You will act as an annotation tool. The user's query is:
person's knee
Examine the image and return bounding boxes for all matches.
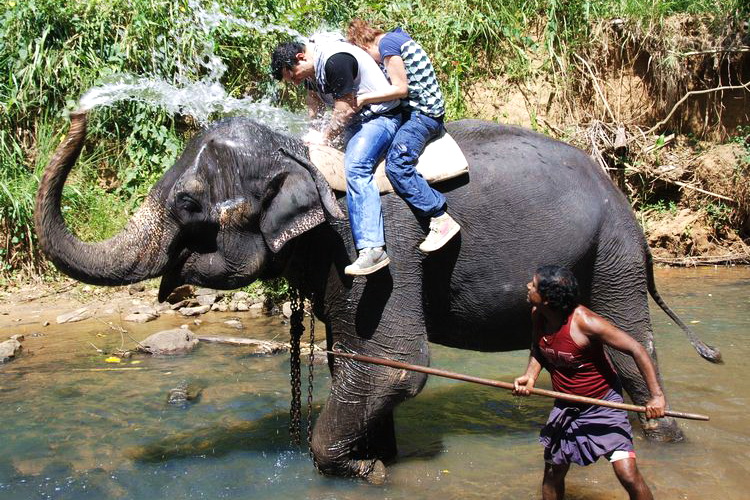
[385,144,418,181]
[345,158,376,179]
[613,459,645,490]
[386,142,417,167]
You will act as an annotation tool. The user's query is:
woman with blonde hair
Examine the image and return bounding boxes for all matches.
[347,19,460,253]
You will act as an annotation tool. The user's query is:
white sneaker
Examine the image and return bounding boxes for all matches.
[419,213,460,252]
[344,247,391,276]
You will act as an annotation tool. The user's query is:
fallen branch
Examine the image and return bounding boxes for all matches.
[15,282,75,303]
[625,163,736,203]
[536,116,566,137]
[197,335,289,354]
[654,253,750,266]
[669,179,736,202]
[670,46,750,57]
[645,81,750,136]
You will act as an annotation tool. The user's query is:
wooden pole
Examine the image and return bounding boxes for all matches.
[326,350,710,421]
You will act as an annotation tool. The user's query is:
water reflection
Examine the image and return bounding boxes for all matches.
[0,267,748,499]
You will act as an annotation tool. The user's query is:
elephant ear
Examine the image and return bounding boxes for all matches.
[278,147,346,221]
[260,166,326,253]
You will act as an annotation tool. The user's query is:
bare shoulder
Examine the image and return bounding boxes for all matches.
[571,306,609,338]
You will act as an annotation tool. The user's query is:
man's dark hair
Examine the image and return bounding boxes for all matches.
[271,41,306,81]
[535,265,580,314]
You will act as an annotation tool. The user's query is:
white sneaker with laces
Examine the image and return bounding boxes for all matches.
[419,213,460,252]
[344,247,390,276]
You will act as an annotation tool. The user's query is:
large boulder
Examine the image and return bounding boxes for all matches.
[0,339,22,363]
[139,329,199,355]
[179,305,211,316]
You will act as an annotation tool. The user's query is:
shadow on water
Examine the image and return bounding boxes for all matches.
[126,407,299,463]
[395,383,550,459]
[129,382,550,465]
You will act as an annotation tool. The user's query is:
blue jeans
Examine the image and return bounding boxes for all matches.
[344,112,402,249]
[385,111,447,218]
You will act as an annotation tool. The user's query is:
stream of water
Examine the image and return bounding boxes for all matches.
[75,0,332,134]
[0,267,748,499]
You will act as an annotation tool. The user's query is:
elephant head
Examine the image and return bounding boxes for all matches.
[35,111,344,301]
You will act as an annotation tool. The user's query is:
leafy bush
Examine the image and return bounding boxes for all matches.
[1,0,743,278]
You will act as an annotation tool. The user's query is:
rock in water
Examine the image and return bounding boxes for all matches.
[139,329,199,355]
[166,380,202,407]
[0,339,22,363]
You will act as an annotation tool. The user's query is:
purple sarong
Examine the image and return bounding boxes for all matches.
[540,388,634,466]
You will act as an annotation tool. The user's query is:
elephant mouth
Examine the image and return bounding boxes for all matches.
[157,251,191,302]
[157,246,268,303]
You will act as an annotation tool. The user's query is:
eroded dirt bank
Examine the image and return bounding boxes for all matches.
[465,14,750,264]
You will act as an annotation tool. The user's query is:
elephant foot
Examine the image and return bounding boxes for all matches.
[358,459,387,485]
[640,415,684,442]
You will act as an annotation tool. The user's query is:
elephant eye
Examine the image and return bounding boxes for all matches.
[176,193,201,213]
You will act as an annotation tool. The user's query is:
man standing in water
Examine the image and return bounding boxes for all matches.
[271,38,401,276]
[513,265,666,500]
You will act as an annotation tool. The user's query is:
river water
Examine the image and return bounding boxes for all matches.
[0,267,747,499]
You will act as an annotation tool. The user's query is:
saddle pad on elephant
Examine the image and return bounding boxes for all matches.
[308,131,469,194]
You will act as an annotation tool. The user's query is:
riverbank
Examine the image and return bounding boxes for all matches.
[0,267,748,499]
[2,259,748,340]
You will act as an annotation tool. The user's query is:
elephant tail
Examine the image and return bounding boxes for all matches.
[644,244,723,364]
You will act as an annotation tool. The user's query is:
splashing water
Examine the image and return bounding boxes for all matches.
[77,0,309,131]
[78,77,303,131]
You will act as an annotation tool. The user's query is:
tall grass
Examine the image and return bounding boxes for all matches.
[0,0,744,279]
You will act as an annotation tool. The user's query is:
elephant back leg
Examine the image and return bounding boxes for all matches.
[589,221,683,441]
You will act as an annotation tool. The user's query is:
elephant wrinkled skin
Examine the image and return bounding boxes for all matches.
[35,112,720,481]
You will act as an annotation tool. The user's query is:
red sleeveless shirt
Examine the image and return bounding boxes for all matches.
[535,312,619,398]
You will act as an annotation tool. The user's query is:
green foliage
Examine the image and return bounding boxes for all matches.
[703,201,732,233]
[351,0,537,114]
[242,277,291,303]
[260,277,291,303]
[1,0,743,277]
[641,199,680,214]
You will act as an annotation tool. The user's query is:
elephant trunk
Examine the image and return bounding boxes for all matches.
[34,111,177,286]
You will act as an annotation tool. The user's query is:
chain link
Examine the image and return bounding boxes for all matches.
[306,293,315,457]
[288,287,304,446]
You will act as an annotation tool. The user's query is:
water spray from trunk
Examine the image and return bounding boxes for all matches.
[76,0,313,131]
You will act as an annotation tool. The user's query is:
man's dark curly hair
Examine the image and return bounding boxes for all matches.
[271,41,306,81]
[535,265,580,314]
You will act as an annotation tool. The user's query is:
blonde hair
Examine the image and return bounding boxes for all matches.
[347,19,384,49]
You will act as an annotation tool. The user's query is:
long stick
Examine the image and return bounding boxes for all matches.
[327,350,709,421]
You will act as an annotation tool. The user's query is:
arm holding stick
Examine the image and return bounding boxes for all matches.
[577,308,666,419]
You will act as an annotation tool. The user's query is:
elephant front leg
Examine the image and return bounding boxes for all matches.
[310,362,426,482]
[310,396,392,483]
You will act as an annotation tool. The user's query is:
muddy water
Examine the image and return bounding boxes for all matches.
[0,267,748,499]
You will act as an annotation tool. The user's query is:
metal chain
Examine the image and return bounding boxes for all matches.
[306,293,316,457]
[288,287,304,446]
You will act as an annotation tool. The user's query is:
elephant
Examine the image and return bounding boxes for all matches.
[35,111,720,481]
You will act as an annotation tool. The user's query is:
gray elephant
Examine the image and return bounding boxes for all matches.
[35,112,719,481]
